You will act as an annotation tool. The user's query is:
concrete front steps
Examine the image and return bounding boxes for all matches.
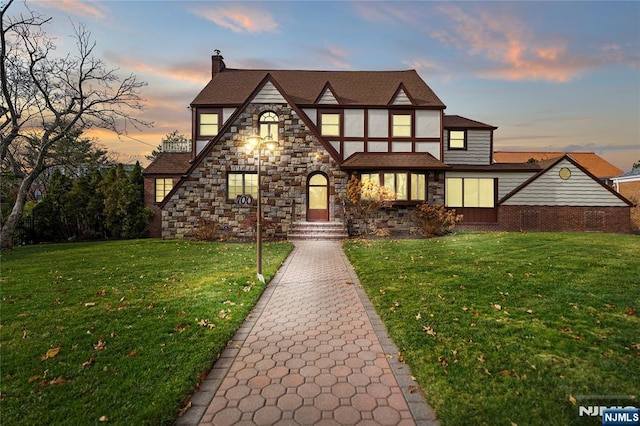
[287,221,348,241]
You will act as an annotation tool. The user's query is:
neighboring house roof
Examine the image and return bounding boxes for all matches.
[493,151,623,179]
[142,152,191,175]
[443,115,497,130]
[499,155,632,206]
[341,153,450,170]
[613,167,640,181]
[191,69,445,107]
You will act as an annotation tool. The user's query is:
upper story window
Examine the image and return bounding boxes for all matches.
[259,111,278,140]
[392,113,412,137]
[320,112,341,136]
[197,109,220,138]
[448,130,466,149]
[155,178,173,203]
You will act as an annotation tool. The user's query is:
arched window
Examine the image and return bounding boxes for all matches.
[259,111,278,140]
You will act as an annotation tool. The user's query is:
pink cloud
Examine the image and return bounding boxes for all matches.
[190,5,279,33]
[431,5,615,83]
[33,0,106,19]
[104,52,209,84]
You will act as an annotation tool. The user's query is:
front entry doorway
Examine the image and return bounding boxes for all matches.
[307,173,329,222]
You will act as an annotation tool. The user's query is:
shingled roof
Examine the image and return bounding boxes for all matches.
[443,115,497,129]
[191,69,445,108]
[341,153,450,170]
[493,151,623,179]
[143,152,192,175]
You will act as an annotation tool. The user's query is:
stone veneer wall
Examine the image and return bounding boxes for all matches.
[347,172,446,236]
[162,104,350,240]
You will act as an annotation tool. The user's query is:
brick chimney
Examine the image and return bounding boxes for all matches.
[212,50,225,76]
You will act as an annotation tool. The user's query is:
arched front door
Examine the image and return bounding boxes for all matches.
[307,173,329,222]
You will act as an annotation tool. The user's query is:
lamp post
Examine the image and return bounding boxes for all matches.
[246,134,276,283]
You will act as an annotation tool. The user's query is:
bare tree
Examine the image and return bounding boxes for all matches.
[0,0,150,249]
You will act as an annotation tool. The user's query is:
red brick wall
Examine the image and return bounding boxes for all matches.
[143,176,162,238]
[498,205,632,233]
[618,181,640,204]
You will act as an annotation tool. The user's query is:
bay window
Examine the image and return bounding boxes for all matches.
[359,172,426,202]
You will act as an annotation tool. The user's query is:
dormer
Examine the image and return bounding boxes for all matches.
[442,115,497,166]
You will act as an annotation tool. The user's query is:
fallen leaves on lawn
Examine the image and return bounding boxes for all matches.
[625,307,636,316]
[569,394,577,406]
[415,312,421,320]
[81,358,95,368]
[93,340,107,350]
[41,346,61,361]
[438,356,448,368]
[408,385,419,394]
[423,326,437,337]
[49,376,67,385]
[177,401,192,417]
[98,415,109,422]
[493,304,502,311]
[197,318,216,329]
[85,302,96,307]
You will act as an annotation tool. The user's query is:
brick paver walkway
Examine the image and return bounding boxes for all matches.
[177,241,439,426]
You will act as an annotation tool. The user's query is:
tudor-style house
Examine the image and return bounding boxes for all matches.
[143,53,633,238]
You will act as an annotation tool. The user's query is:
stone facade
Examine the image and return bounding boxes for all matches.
[160,102,448,240]
[162,104,350,240]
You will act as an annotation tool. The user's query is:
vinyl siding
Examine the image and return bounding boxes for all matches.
[503,159,629,207]
[444,130,491,165]
[253,82,286,104]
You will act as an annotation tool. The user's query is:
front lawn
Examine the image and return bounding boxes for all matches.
[344,232,639,426]
[0,239,292,425]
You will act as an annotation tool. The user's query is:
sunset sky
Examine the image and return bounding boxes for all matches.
[17,0,640,171]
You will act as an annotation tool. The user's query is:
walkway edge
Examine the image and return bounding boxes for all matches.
[175,244,299,426]
[338,246,440,426]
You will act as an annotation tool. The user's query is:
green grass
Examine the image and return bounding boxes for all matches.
[344,232,640,426]
[0,239,292,425]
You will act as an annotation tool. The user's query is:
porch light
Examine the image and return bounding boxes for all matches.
[245,133,276,283]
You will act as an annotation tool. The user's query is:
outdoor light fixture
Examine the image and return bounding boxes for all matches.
[246,133,276,283]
